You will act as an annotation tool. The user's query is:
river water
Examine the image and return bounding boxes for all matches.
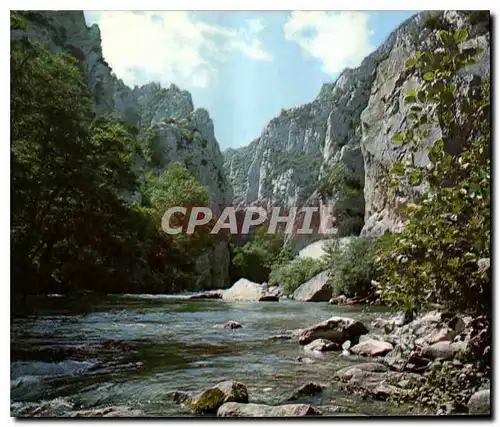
[11,294,417,417]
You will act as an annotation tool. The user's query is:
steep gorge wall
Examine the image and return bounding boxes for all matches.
[224,10,490,244]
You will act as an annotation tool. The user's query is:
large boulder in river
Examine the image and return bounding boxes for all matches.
[217,402,321,417]
[297,316,368,345]
[189,380,248,413]
[222,279,278,302]
[292,271,332,302]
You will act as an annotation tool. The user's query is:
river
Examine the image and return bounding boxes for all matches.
[11,294,417,417]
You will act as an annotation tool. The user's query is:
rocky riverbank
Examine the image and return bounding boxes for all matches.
[167,309,490,417]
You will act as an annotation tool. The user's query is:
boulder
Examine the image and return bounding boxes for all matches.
[467,389,490,415]
[217,402,321,417]
[222,279,278,302]
[189,380,248,413]
[285,382,326,401]
[421,341,461,360]
[304,339,340,353]
[213,321,243,330]
[292,271,332,302]
[350,339,393,357]
[297,316,368,345]
[334,363,420,399]
[222,321,243,329]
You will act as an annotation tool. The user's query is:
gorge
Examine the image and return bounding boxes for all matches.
[10,10,491,418]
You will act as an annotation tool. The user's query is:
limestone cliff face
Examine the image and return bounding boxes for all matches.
[224,10,490,241]
[12,11,233,288]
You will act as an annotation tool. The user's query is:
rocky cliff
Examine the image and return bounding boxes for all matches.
[224,10,490,242]
[12,11,233,288]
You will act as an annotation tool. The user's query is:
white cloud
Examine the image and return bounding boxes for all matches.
[90,12,273,89]
[284,11,374,74]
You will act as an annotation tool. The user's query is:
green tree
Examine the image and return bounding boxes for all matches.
[11,17,189,294]
[375,28,490,314]
[323,236,382,298]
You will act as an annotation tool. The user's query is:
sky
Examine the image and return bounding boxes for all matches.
[84,11,417,149]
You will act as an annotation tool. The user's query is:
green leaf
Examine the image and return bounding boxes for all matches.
[405,57,417,68]
[434,139,444,151]
[422,71,435,81]
[404,95,417,105]
[392,132,404,142]
[454,28,468,44]
[406,87,416,97]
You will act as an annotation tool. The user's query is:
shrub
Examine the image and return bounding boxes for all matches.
[269,257,326,296]
[392,361,489,414]
[375,29,490,315]
[323,236,382,298]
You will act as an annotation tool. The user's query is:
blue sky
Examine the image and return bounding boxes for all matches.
[84,11,417,149]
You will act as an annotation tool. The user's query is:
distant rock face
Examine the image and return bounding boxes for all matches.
[13,11,233,289]
[223,11,490,245]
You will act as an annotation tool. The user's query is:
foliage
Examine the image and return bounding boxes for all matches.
[10,18,202,294]
[318,163,364,236]
[393,361,489,414]
[269,257,326,296]
[323,236,383,298]
[143,162,212,261]
[230,227,289,284]
[375,29,490,314]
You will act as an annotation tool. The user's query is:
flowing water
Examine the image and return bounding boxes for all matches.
[11,294,417,417]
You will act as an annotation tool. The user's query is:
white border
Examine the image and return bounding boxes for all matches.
[3,2,498,427]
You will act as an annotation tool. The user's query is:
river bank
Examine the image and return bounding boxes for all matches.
[10,293,490,417]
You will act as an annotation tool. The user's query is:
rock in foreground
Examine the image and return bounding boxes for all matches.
[333,363,420,400]
[222,279,279,302]
[297,316,368,345]
[467,389,490,415]
[189,380,248,413]
[217,402,321,417]
[350,338,393,357]
[292,271,332,302]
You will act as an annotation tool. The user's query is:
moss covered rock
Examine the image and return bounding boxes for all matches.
[189,380,248,414]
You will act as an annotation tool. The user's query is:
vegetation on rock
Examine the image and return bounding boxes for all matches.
[375,28,490,315]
